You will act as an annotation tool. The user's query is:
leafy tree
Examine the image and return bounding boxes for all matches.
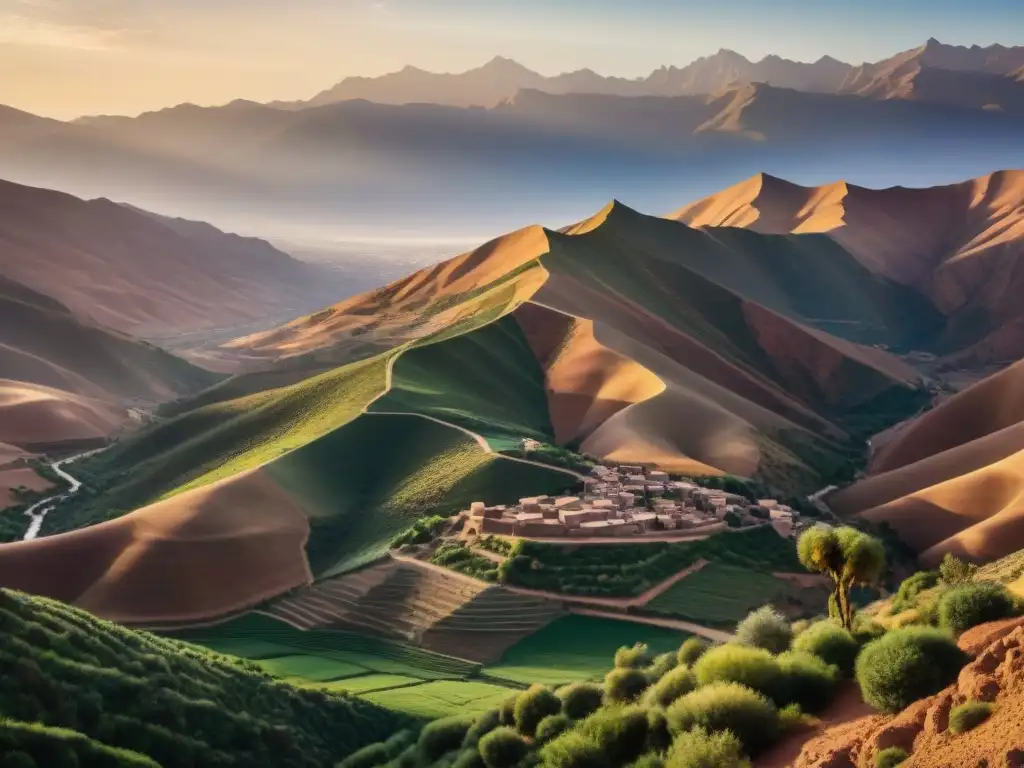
[797,525,885,631]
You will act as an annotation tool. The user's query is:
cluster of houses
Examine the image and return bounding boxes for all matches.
[461,464,802,540]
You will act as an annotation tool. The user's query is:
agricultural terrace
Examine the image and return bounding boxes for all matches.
[643,563,826,629]
[501,526,804,598]
[483,614,691,686]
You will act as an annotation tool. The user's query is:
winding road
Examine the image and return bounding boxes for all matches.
[21,448,105,541]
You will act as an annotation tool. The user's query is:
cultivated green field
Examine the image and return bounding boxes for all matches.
[644,563,792,629]
[314,674,424,695]
[484,614,691,686]
[255,654,368,683]
[363,680,519,719]
[371,314,555,451]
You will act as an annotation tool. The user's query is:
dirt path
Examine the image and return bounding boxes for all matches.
[364,349,589,483]
[568,607,733,643]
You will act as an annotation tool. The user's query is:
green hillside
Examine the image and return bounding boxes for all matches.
[0,589,407,767]
[264,414,575,577]
[370,314,555,451]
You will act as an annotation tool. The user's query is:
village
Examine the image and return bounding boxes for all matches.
[461,463,808,541]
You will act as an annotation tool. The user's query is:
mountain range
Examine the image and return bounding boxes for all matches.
[3,169,1024,624]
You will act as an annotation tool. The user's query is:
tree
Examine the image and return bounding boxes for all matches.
[797,525,885,631]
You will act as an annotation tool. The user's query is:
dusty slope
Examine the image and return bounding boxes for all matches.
[0,380,126,448]
[870,358,1024,474]
[672,170,1024,362]
[0,469,312,624]
[0,442,29,466]
[0,274,219,420]
[792,618,1024,768]
[0,467,52,508]
[0,177,340,336]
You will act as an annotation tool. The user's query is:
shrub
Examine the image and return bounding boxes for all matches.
[939,553,977,586]
[539,731,611,768]
[498,694,519,726]
[452,748,486,768]
[643,666,697,708]
[852,614,888,646]
[778,703,809,733]
[890,571,940,614]
[559,683,605,720]
[645,652,677,682]
[419,716,475,762]
[643,707,672,754]
[692,644,782,702]
[604,668,651,704]
[792,621,859,677]
[874,747,909,767]
[664,726,750,768]
[665,682,780,754]
[855,627,968,713]
[463,710,501,748]
[535,714,570,744]
[514,684,562,737]
[478,727,528,768]
[949,701,994,734]
[337,742,389,768]
[677,638,710,667]
[629,756,665,768]
[791,619,812,638]
[577,706,649,765]
[776,651,840,713]
[938,582,1020,636]
[615,643,652,669]
[735,606,793,654]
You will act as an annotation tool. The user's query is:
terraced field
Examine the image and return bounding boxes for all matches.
[643,563,793,629]
[484,614,691,686]
[264,559,565,663]
[362,680,519,719]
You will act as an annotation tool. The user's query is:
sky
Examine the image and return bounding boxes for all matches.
[3,0,1023,119]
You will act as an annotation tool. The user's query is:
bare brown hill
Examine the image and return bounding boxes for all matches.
[672,170,1024,364]
[0,177,342,337]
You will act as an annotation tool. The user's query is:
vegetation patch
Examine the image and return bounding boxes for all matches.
[363,681,519,719]
[948,701,995,734]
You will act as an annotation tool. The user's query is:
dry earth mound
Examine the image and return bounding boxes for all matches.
[792,618,1024,768]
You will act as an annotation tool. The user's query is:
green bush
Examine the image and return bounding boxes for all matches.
[692,644,782,702]
[645,652,677,682]
[615,643,653,669]
[0,753,37,768]
[559,683,605,720]
[938,582,1020,636]
[463,710,501,748]
[776,651,840,713]
[677,638,710,667]
[629,755,664,768]
[665,682,780,754]
[577,706,649,766]
[539,731,612,768]
[514,685,562,737]
[939,553,977,587]
[452,748,486,768]
[604,668,651,704]
[664,726,750,768]
[337,742,390,768]
[778,703,808,733]
[734,606,793,654]
[948,701,994,734]
[643,708,671,754]
[498,695,519,727]
[792,621,859,678]
[890,571,940,614]
[535,714,570,744]
[418,716,475,762]
[855,627,968,713]
[643,666,697,708]
[874,747,909,767]
[478,727,528,768]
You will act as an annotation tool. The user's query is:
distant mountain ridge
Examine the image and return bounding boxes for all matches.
[275,39,1024,110]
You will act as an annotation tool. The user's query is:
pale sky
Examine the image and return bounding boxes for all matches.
[3,0,1023,119]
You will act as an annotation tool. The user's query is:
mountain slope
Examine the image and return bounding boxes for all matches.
[672,170,1024,364]
[0,178,343,337]
[831,360,1024,565]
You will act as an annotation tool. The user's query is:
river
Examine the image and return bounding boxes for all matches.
[22,448,106,541]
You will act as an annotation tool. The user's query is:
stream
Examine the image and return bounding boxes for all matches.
[22,448,105,541]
